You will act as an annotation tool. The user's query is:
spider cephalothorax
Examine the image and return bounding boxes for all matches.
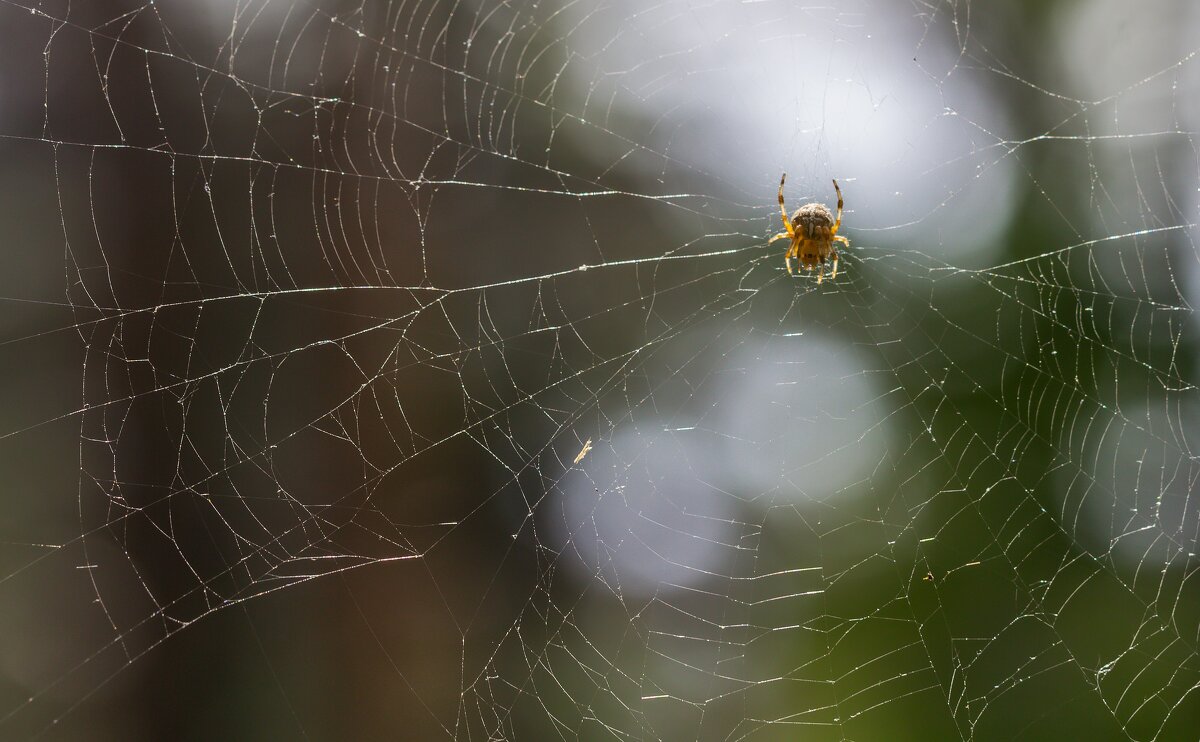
[769,174,850,282]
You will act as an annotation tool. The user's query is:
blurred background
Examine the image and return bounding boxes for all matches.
[1,0,1198,739]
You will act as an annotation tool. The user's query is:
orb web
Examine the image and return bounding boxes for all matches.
[0,0,1198,739]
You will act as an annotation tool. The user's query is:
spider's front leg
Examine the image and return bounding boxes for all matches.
[774,173,798,274]
[830,179,844,235]
[777,173,793,232]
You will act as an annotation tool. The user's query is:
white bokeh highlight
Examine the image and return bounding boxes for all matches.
[563,0,1020,265]
[554,425,742,598]
[553,332,894,597]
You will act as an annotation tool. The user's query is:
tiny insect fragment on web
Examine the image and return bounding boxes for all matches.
[769,173,850,283]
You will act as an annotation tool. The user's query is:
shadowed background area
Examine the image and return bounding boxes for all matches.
[1,0,1199,740]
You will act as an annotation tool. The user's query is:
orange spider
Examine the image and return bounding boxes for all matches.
[769,173,849,283]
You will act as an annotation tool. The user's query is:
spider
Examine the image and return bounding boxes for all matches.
[768,173,850,283]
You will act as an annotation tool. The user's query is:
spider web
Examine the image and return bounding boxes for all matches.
[1,0,1199,739]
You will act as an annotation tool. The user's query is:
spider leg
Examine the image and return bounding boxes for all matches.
[830,246,839,280]
[778,173,794,237]
[833,235,850,246]
[830,179,844,236]
[785,237,800,274]
[775,174,796,273]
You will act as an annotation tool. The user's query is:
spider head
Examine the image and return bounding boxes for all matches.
[792,202,834,239]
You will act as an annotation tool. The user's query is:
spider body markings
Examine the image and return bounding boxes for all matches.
[768,173,850,283]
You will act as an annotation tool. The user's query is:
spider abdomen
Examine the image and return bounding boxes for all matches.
[793,203,834,239]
